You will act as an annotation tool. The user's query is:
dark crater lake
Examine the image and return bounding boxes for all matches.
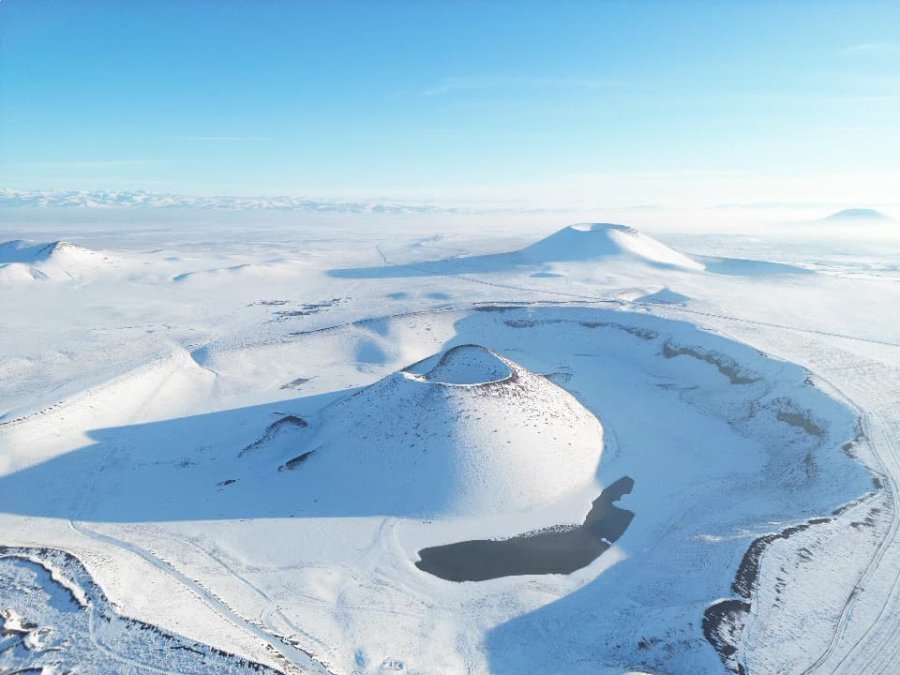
[416,476,634,582]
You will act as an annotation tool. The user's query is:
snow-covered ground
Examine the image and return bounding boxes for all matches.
[0,208,898,674]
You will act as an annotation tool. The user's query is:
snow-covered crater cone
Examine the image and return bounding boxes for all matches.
[521,222,703,270]
[287,345,604,517]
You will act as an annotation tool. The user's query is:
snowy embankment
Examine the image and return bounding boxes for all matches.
[0,545,290,674]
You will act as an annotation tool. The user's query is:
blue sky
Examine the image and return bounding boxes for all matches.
[1,1,899,207]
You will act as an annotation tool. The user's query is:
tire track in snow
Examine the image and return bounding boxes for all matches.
[59,356,329,674]
[728,349,900,675]
[671,330,900,674]
[85,605,182,675]
[828,409,900,674]
[173,534,335,665]
[800,410,899,674]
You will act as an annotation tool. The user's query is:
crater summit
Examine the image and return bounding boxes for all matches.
[415,344,514,385]
[277,345,604,517]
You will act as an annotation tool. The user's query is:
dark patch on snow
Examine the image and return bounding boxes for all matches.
[543,372,573,385]
[703,598,750,672]
[272,298,343,320]
[661,342,759,385]
[239,415,308,458]
[500,316,659,341]
[580,320,659,341]
[279,450,317,472]
[280,377,311,390]
[775,401,826,438]
[472,304,520,313]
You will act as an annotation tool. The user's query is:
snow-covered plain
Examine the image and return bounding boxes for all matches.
[0,206,898,674]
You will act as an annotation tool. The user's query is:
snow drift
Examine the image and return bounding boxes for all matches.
[278,345,604,517]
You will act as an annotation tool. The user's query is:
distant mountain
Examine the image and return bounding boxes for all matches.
[823,208,890,222]
[0,188,470,214]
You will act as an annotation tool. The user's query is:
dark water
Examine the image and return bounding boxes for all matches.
[416,477,635,582]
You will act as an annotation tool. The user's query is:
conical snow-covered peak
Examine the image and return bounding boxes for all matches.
[279,345,605,517]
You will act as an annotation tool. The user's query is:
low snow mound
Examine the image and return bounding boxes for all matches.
[419,344,513,385]
[697,255,813,277]
[520,223,704,271]
[172,260,301,283]
[637,287,691,305]
[0,240,114,282]
[283,346,604,517]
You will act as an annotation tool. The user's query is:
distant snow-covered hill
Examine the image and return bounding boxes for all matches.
[331,222,812,279]
[823,208,890,222]
[520,222,705,270]
[0,188,455,214]
[0,240,116,283]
